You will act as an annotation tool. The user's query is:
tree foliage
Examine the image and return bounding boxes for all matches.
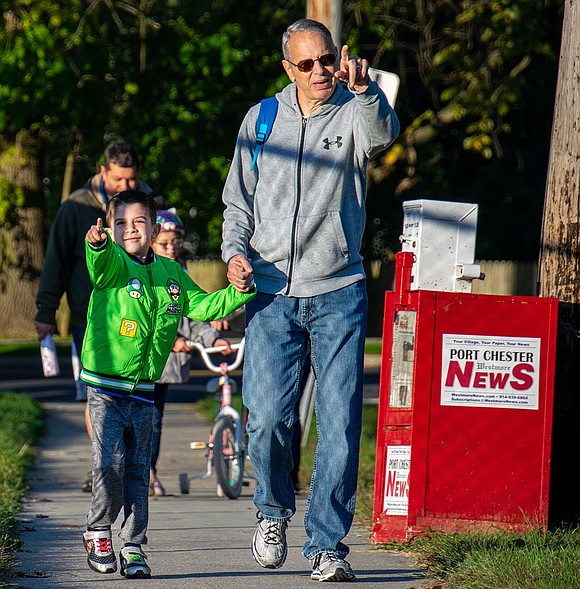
[343,0,563,260]
[0,0,565,261]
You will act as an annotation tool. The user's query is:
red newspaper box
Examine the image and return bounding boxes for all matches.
[372,252,559,542]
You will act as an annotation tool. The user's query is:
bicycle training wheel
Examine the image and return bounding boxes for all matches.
[212,415,245,499]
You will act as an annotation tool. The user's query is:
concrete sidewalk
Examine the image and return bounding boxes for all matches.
[14,398,429,588]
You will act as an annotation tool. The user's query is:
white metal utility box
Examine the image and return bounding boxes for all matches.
[400,199,481,293]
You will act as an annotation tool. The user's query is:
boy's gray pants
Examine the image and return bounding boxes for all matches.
[86,388,153,546]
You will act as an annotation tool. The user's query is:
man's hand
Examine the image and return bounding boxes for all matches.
[34,320,55,342]
[227,254,254,293]
[86,218,107,245]
[334,45,369,92]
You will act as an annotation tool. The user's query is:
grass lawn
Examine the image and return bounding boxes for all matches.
[0,392,43,585]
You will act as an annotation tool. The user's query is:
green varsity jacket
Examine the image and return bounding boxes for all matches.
[80,236,254,402]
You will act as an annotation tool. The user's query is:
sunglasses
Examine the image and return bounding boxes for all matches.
[286,53,337,73]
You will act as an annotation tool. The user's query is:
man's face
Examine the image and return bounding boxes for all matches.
[101,162,139,198]
[111,202,159,260]
[282,32,337,114]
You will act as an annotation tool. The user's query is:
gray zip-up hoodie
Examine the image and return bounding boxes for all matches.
[221,80,400,297]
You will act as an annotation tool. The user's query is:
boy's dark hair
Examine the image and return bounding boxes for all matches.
[103,141,140,170]
[106,190,157,227]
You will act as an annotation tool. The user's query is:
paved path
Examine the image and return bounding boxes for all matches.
[10,382,429,588]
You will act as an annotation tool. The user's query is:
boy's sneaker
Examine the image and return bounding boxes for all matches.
[310,553,356,582]
[119,545,151,579]
[251,513,288,569]
[83,529,117,574]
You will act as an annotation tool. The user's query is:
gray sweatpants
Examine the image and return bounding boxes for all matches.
[86,388,153,546]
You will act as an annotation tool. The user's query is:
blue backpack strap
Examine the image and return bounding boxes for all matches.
[250,97,278,171]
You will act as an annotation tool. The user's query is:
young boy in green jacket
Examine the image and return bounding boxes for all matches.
[81,190,254,579]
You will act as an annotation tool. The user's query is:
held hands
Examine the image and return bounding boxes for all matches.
[334,45,370,92]
[86,218,107,245]
[227,254,254,293]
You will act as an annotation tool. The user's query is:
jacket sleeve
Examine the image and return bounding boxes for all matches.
[85,236,123,289]
[181,273,256,322]
[35,203,76,324]
[221,106,259,265]
[352,80,400,159]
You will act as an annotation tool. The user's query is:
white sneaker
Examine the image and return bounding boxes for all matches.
[310,552,356,582]
[251,513,288,569]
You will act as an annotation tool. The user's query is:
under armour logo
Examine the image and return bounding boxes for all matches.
[323,136,343,149]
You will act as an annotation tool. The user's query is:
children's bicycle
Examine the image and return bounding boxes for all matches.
[178,338,248,499]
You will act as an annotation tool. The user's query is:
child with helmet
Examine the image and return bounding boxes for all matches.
[150,208,232,496]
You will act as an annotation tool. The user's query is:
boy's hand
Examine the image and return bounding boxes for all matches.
[86,218,107,244]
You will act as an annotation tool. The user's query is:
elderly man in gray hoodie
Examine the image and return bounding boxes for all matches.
[221,18,400,582]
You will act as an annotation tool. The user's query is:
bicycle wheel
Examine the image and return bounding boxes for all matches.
[212,415,245,499]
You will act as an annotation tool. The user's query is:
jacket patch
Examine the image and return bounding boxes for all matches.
[126,278,144,299]
[120,319,138,337]
[166,278,181,301]
[165,302,182,315]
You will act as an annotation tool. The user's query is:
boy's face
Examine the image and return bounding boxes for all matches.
[111,202,159,259]
[152,230,183,261]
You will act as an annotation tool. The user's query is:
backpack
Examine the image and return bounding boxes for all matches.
[250,96,278,171]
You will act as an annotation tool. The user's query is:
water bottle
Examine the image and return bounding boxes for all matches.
[40,335,60,377]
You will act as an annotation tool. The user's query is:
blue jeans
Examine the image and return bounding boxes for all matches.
[243,280,367,560]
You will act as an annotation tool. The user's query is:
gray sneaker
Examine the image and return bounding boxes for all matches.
[251,513,288,569]
[310,552,356,582]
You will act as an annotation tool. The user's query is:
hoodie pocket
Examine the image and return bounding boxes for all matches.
[294,211,351,281]
[250,216,293,268]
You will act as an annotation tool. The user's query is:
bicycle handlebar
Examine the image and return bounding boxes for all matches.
[187,337,245,373]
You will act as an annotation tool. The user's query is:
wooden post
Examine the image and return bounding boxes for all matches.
[538,0,580,525]
[306,0,342,48]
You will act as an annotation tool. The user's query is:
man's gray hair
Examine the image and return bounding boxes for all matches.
[282,18,336,61]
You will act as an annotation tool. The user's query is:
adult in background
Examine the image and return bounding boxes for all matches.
[34,141,164,490]
[221,18,400,582]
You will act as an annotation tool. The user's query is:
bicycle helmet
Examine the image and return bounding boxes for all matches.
[156,208,184,234]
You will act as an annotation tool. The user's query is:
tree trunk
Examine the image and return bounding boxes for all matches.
[307,0,342,48]
[0,132,45,338]
[538,0,580,525]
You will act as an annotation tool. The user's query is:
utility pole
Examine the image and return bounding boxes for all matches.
[538,0,580,524]
[307,0,342,48]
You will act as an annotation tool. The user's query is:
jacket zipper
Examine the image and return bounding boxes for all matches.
[135,264,157,390]
[285,116,308,295]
